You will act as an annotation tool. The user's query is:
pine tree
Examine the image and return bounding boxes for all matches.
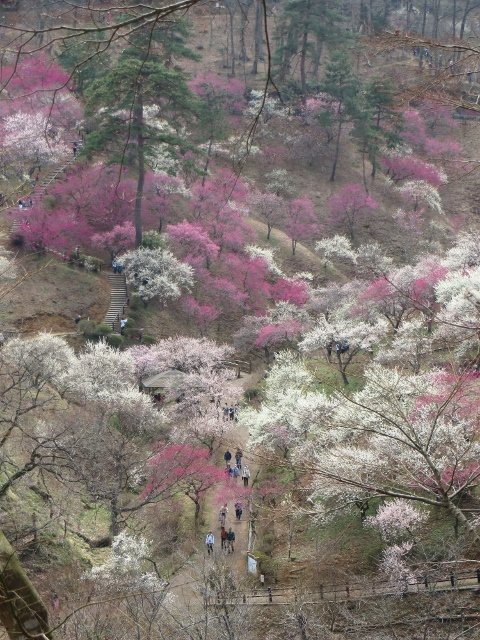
[85,22,198,246]
[322,50,359,182]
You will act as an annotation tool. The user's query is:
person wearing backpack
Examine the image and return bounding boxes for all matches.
[235,501,243,521]
[227,528,235,554]
[205,531,215,556]
[220,526,228,551]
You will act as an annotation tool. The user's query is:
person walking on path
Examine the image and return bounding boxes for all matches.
[220,526,228,550]
[219,503,228,527]
[224,450,232,467]
[235,449,242,469]
[73,142,78,158]
[227,528,235,554]
[220,526,228,551]
[232,465,240,481]
[205,531,215,556]
[242,466,251,487]
[223,403,229,421]
[235,501,243,521]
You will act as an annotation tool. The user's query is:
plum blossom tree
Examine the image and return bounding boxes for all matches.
[374,319,432,373]
[396,180,443,215]
[2,111,70,170]
[248,191,286,240]
[381,153,447,187]
[306,365,480,540]
[91,222,136,260]
[365,499,427,542]
[327,183,378,243]
[145,444,225,527]
[119,247,193,306]
[285,197,318,255]
[166,220,219,267]
[242,352,332,455]
[299,315,386,384]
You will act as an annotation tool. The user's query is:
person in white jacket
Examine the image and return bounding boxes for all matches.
[205,531,215,555]
[242,466,251,487]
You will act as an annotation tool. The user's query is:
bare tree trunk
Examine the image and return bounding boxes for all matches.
[133,93,145,247]
[252,0,264,74]
[227,6,236,76]
[330,118,343,182]
[312,35,323,78]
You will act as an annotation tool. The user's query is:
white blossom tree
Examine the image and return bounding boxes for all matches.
[119,247,193,305]
[299,315,387,385]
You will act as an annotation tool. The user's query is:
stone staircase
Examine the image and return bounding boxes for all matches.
[104,273,128,332]
[10,142,82,236]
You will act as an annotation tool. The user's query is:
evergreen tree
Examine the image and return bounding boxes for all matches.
[85,22,198,246]
[274,0,343,93]
[321,50,359,182]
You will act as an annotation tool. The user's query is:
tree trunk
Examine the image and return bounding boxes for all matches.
[299,2,310,96]
[0,530,51,639]
[133,92,145,247]
[252,0,264,74]
[194,499,201,529]
[312,35,323,78]
[110,498,121,538]
[460,0,471,39]
[267,223,272,239]
[292,238,297,255]
[228,8,236,76]
[330,117,343,182]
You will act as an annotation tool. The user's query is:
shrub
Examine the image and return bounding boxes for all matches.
[83,256,103,272]
[77,319,97,336]
[107,334,124,348]
[95,323,113,336]
[142,230,164,249]
[141,334,156,345]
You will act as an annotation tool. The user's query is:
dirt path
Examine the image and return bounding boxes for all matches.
[167,368,264,606]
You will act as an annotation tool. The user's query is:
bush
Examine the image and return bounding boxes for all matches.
[244,387,260,401]
[107,334,124,348]
[141,334,156,345]
[95,323,113,336]
[77,319,97,336]
[83,256,103,272]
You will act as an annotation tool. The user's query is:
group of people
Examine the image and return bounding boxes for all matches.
[18,198,33,209]
[112,259,124,274]
[205,455,252,556]
[224,449,251,486]
[223,404,238,421]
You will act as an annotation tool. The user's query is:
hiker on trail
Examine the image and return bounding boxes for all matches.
[235,449,242,468]
[18,199,24,209]
[242,466,251,487]
[228,466,235,479]
[205,531,215,555]
[229,406,235,420]
[112,259,118,273]
[120,318,127,335]
[224,450,232,466]
[223,403,229,421]
[73,142,78,158]
[227,528,235,554]
[219,503,228,527]
[235,501,243,521]
[220,526,228,551]
[233,405,239,421]
[232,465,240,481]
[74,314,82,325]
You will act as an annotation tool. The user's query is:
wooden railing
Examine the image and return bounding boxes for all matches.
[208,566,480,607]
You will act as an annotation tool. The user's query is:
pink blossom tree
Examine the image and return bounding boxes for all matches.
[144,444,225,528]
[91,222,136,260]
[166,220,219,268]
[381,154,447,187]
[285,197,318,255]
[327,184,378,244]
